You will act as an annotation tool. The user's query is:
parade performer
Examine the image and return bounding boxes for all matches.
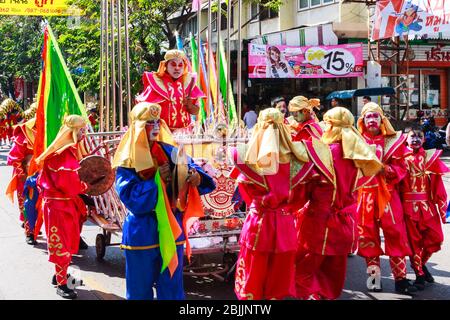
[357,102,417,294]
[112,102,215,300]
[295,107,382,300]
[230,107,312,300]
[401,128,449,290]
[287,96,323,141]
[5,115,37,244]
[36,115,89,299]
[136,50,205,132]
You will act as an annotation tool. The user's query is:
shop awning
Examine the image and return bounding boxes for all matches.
[326,87,396,100]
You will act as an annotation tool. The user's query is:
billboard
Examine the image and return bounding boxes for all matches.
[0,0,83,16]
[372,0,450,41]
[248,43,364,79]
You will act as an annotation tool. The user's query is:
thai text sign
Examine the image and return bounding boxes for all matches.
[248,43,364,79]
[0,0,82,16]
[372,0,450,41]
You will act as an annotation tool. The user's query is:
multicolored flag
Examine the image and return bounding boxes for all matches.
[29,24,87,175]
[189,34,207,124]
[218,40,237,125]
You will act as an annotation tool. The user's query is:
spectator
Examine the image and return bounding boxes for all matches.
[243,105,258,129]
[331,98,344,108]
[362,96,371,105]
[271,96,288,117]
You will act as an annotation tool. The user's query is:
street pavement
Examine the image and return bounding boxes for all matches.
[0,145,449,300]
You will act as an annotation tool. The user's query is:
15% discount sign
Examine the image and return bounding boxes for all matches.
[304,47,358,76]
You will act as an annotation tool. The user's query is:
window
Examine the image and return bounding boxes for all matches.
[298,0,336,11]
[220,3,234,30]
[299,0,309,9]
[212,11,217,32]
[250,1,279,22]
[250,3,258,21]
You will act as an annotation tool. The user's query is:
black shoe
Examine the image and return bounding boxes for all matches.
[414,275,426,291]
[25,234,37,245]
[79,237,88,250]
[395,278,418,294]
[56,284,77,299]
[52,274,71,286]
[422,265,435,283]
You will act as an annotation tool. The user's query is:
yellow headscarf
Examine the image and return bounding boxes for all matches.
[112,102,175,172]
[156,49,189,78]
[288,96,321,112]
[244,108,309,175]
[322,107,382,176]
[35,115,88,165]
[357,102,397,136]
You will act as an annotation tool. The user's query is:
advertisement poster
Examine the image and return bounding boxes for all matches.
[372,0,450,41]
[248,43,364,79]
[0,0,83,16]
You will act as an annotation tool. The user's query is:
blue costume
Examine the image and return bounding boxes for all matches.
[23,173,39,235]
[115,142,215,300]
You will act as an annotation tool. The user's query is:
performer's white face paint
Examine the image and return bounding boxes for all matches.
[166,58,184,79]
[364,111,382,136]
[406,130,424,151]
[145,120,160,142]
[77,127,86,141]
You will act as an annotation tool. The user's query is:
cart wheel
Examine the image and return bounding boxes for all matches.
[103,230,111,245]
[96,233,106,260]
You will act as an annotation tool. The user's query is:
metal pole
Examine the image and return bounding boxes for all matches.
[237,0,242,123]
[197,1,201,77]
[105,0,110,131]
[226,0,231,124]
[117,0,124,129]
[124,0,132,117]
[99,0,105,132]
[216,0,221,121]
[207,0,212,124]
[111,0,117,130]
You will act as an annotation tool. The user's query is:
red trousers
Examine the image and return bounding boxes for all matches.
[234,245,296,300]
[296,249,347,300]
[405,214,443,275]
[43,198,84,285]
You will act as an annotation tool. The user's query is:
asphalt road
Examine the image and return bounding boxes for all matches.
[0,145,449,300]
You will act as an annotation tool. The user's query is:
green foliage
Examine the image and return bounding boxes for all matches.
[0,16,43,99]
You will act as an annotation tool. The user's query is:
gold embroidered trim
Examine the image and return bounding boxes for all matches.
[120,241,185,250]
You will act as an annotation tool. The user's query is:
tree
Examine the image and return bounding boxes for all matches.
[0,16,43,101]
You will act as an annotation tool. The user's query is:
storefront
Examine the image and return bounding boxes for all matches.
[382,42,450,127]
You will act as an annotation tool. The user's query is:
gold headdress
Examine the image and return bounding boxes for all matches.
[288,96,321,112]
[321,107,382,176]
[244,108,309,175]
[35,115,88,165]
[357,102,396,136]
[156,49,189,78]
[112,102,175,172]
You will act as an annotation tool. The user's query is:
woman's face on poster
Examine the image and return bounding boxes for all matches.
[269,49,280,62]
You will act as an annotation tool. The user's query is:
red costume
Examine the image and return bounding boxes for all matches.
[137,72,204,131]
[229,108,311,300]
[401,148,449,276]
[357,103,413,286]
[6,118,36,234]
[295,107,381,300]
[292,119,323,141]
[36,115,88,288]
